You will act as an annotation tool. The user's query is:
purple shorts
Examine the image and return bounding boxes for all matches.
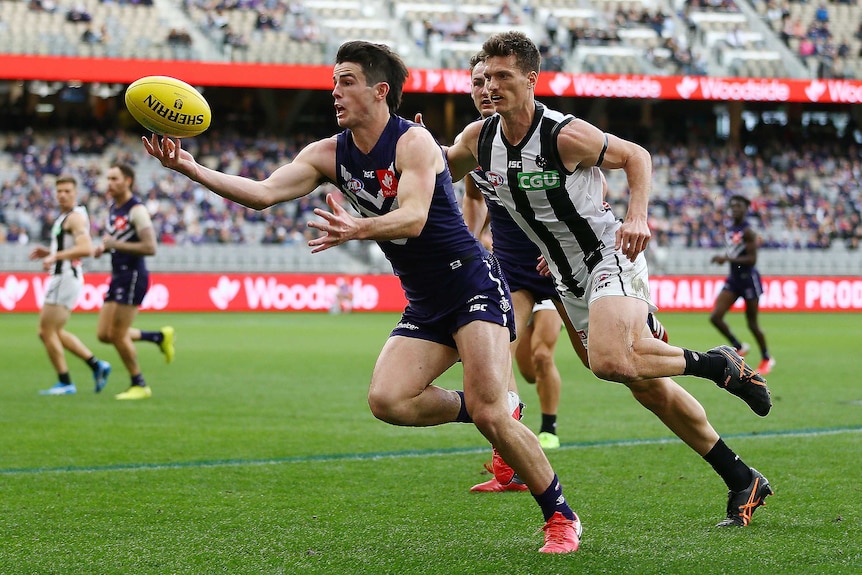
[105,268,150,306]
[722,268,763,301]
[391,252,516,348]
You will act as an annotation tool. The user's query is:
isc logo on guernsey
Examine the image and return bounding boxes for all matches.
[144,94,206,126]
[518,171,560,191]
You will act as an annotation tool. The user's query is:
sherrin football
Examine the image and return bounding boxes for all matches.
[124,76,211,138]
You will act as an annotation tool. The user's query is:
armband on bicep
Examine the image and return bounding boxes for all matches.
[596,133,608,167]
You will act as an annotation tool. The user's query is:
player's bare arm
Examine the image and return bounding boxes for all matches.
[61,212,94,261]
[557,120,652,261]
[446,121,484,182]
[143,135,334,209]
[307,127,438,252]
[738,228,759,266]
[461,177,490,238]
[29,212,93,268]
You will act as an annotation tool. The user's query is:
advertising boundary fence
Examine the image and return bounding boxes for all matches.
[2,273,861,313]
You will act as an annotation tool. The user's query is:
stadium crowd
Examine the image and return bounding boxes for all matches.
[1,128,860,250]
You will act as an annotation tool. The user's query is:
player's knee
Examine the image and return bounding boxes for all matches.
[367,389,406,425]
[590,354,636,383]
[531,346,554,374]
[469,405,505,438]
[97,330,113,344]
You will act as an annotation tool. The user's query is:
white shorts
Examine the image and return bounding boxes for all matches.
[43,270,83,310]
[559,252,656,350]
[531,298,556,313]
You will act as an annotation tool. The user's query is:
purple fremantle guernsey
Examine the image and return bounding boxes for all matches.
[107,196,148,274]
[723,219,763,300]
[334,115,482,299]
[725,221,754,276]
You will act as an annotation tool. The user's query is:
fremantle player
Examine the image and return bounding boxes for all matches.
[143,40,582,553]
[94,164,175,400]
[709,194,774,374]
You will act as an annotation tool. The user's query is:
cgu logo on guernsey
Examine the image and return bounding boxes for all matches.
[518,171,560,191]
[214,276,380,311]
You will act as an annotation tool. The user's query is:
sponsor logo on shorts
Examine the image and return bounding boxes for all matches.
[394,321,419,331]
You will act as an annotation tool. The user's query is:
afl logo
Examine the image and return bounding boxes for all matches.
[486,172,504,186]
[346,178,364,193]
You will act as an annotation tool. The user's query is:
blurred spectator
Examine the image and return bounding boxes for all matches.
[80,23,102,44]
[167,28,193,47]
[66,3,91,22]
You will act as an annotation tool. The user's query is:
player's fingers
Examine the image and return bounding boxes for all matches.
[312,207,336,223]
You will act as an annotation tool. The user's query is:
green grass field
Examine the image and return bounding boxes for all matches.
[1,311,859,574]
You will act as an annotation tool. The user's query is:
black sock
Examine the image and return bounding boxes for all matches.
[532,474,575,522]
[131,373,146,388]
[703,438,752,492]
[455,390,472,423]
[682,349,727,384]
[59,372,72,385]
[85,356,99,371]
[730,337,742,350]
[140,331,164,345]
[540,413,557,435]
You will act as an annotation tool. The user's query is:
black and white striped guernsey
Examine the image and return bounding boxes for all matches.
[475,102,620,298]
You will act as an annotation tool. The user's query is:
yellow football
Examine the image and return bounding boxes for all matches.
[124,76,211,138]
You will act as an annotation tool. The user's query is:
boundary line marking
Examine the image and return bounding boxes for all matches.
[2,425,860,476]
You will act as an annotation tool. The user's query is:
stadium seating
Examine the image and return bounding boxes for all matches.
[1,0,856,77]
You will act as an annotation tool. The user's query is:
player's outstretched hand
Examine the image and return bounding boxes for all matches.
[142,135,198,180]
[307,193,360,253]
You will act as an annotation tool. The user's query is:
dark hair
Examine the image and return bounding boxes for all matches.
[111,163,136,186]
[56,174,77,187]
[336,40,409,113]
[729,194,751,207]
[482,31,541,75]
[469,51,486,71]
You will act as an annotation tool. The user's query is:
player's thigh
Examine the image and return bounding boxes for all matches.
[454,320,512,405]
[712,288,738,314]
[510,289,536,343]
[370,335,459,401]
[530,309,562,353]
[588,295,648,356]
[39,303,71,332]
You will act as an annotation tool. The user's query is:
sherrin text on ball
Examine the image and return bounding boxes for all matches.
[124,76,211,138]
